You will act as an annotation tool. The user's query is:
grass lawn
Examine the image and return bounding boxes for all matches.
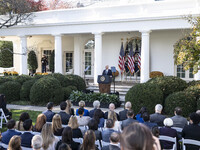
[0,109,41,133]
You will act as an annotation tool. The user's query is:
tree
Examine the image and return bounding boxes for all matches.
[174,16,200,74]
[0,41,13,67]
[40,0,73,10]
[28,50,38,74]
[49,50,54,73]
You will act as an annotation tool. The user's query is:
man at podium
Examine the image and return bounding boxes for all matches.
[102,65,112,76]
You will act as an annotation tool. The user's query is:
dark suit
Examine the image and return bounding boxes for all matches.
[89,108,104,118]
[150,113,166,126]
[102,128,115,142]
[20,132,34,148]
[102,69,112,76]
[102,144,120,150]
[171,115,188,128]
[143,121,158,129]
[42,109,55,122]
[121,118,138,130]
[119,109,128,121]
[182,124,200,150]
[104,111,120,121]
[72,128,83,138]
[1,129,21,144]
[58,111,71,125]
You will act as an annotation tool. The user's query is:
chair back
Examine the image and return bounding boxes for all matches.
[159,135,177,150]
[0,108,8,128]
[182,138,200,150]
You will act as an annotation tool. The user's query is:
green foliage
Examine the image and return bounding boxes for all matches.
[70,91,119,104]
[0,81,21,102]
[20,79,36,101]
[147,76,187,99]
[0,41,13,68]
[12,75,32,85]
[33,74,43,79]
[28,50,38,73]
[49,51,54,73]
[165,91,197,117]
[187,80,200,87]
[125,83,163,114]
[63,86,77,100]
[0,76,13,85]
[30,76,64,105]
[50,73,65,86]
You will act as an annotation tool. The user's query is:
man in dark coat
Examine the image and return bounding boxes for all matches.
[102,132,120,150]
[121,109,138,130]
[58,101,70,125]
[41,55,48,73]
[102,65,112,76]
[42,102,55,122]
[150,104,166,126]
[119,101,132,121]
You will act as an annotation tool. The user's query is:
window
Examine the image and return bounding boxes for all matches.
[176,64,194,80]
[43,50,52,72]
[66,52,73,72]
[177,65,185,78]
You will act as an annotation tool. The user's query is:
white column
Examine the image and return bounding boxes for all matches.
[194,69,200,80]
[54,34,63,74]
[19,36,28,75]
[140,30,151,83]
[74,36,81,76]
[93,32,103,84]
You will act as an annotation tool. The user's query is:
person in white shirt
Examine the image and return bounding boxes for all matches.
[76,107,90,126]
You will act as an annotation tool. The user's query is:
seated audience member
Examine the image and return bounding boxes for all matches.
[93,109,105,128]
[121,109,138,130]
[102,119,116,142]
[0,94,12,118]
[150,104,166,126]
[119,101,132,121]
[136,107,148,123]
[31,135,43,150]
[182,112,200,150]
[56,126,80,150]
[32,114,46,132]
[58,143,71,150]
[2,119,21,144]
[8,135,22,150]
[20,119,34,148]
[76,107,90,126]
[68,116,83,138]
[58,101,70,125]
[52,114,64,136]
[171,107,188,128]
[88,119,102,141]
[120,123,161,150]
[152,126,160,138]
[75,100,89,116]
[16,112,30,131]
[107,110,121,131]
[102,132,120,150]
[159,118,179,150]
[142,112,157,129]
[196,110,200,126]
[80,130,99,150]
[89,100,104,118]
[65,100,74,116]
[104,103,119,120]
[41,123,59,150]
[42,102,55,122]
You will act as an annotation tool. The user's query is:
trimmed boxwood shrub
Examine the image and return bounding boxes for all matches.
[49,73,65,87]
[13,75,32,85]
[125,83,163,114]
[187,80,200,87]
[20,79,36,101]
[33,75,43,79]
[147,76,187,99]
[165,91,197,117]
[0,76,13,85]
[30,76,64,105]
[63,86,77,100]
[0,81,21,102]
[64,75,86,91]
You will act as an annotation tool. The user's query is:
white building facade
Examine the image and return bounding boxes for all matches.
[0,0,200,83]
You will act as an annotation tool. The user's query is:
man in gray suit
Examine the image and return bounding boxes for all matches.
[121,109,138,130]
[102,119,116,142]
[150,104,166,126]
[171,107,188,128]
[102,132,120,150]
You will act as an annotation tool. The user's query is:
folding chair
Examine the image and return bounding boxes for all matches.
[0,108,8,128]
[182,138,200,150]
[171,127,183,133]
[159,135,177,150]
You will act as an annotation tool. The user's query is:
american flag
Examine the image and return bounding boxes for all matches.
[128,44,135,75]
[138,52,141,70]
[118,42,125,74]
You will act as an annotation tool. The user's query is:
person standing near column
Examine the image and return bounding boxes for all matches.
[102,65,112,76]
[41,55,48,73]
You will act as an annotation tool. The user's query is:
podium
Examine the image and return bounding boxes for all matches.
[98,75,112,93]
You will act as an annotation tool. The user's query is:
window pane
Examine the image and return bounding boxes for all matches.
[66,52,73,72]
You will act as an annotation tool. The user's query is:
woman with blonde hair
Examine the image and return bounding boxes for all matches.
[41,123,59,150]
[68,116,83,138]
[52,114,64,136]
[8,135,22,150]
[107,110,121,131]
[65,100,74,115]
[33,114,46,132]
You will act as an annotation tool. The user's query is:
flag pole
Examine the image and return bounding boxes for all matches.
[121,38,124,82]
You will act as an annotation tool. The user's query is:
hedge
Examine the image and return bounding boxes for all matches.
[20,79,36,101]
[63,86,77,100]
[0,76,13,85]
[165,91,197,117]
[13,75,32,85]
[30,76,64,105]
[0,81,21,102]
[49,73,65,87]
[125,83,163,114]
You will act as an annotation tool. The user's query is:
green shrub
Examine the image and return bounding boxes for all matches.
[13,75,32,85]
[20,79,36,101]
[33,75,43,79]
[49,51,54,73]
[0,76,13,85]
[63,86,77,100]
[147,76,187,99]
[165,91,197,117]
[0,81,21,102]
[50,73,65,87]
[187,80,200,87]
[30,76,64,105]
[0,41,13,68]
[28,50,38,74]
[125,83,163,114]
